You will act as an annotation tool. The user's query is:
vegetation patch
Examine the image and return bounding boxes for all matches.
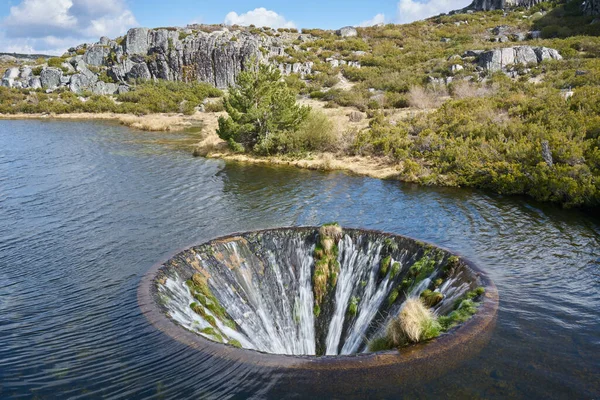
[438,287,485,330]
[186,273,236,329]
[369,286,486,352]
[347,296,360,317]
[312,223,343,313]
[369,298,441,351]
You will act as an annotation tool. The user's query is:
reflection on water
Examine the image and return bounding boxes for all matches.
[0,120,598,399]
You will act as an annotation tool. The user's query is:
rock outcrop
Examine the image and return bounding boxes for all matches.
[336,26,358,37]
[468,0,544,10]
[582,0,600,14]
[1,25,350,94]
[477,46,562,72]
[468,0,599,14]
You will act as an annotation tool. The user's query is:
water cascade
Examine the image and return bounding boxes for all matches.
[147,227,491,357]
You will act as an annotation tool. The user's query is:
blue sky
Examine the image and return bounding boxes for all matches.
[131,1,400,29]
[0,0,471,54]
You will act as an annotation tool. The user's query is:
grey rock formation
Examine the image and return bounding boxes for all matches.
[277,62,314,77]
[107,59,134,82]
[84,45,111,66]
[478,46,562,71]
[29,77,42,89]
[514,46,538,65]
[61,62,75,74]
[127,62,152,80]
[468,0,544,10]
[69,74,90,93]
[533,47,562,62]
[1,25,319,94]
[463,50,484,57]
[68,63,99,94]
[0,55,17,64]
[117,85,130,94]
[92,81,120,95]
[20,67,32,79]
[125,28,150,55]
[40,68,63,89]
[336,26,358,37]
[449,64,464,74]
[2,68,20,87]
[4,67,20,80]
[582,0,600,14]
[478,47,515,71]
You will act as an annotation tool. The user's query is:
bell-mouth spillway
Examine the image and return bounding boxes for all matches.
[138,226,498,371]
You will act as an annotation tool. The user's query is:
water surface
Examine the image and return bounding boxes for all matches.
[0,120,598,399]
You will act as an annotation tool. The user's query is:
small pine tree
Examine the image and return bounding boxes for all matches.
[217,62,310,153]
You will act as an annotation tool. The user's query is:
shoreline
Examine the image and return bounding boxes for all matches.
[0,111,219,132]
[204,150,412,181]
[2,111,597,210]
[0,107,444,185]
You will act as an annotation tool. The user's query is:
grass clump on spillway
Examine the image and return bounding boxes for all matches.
[369,298,440,351]
[186,273,236,337]
[438,287,485,330]
[347,296,360,317]
[312,223,343,317]
[369,286,486,352]
[379,255,391,278]
[421,289,444,307]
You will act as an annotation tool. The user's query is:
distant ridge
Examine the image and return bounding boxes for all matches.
[0,52,52,60]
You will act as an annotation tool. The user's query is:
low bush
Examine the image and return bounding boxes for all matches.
[257,110,337,154]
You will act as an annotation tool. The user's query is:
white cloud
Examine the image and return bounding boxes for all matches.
[224,8,296,29]
[1,0,137,54]
[396,0,471,24]
[359,13,386,27]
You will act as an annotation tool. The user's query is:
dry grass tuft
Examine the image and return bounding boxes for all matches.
[387,298,440,345]
[451,81,497,99]
[407,86,448,109]
[319,224,343,242]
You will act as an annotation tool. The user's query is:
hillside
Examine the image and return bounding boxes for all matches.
[1,0,600,207]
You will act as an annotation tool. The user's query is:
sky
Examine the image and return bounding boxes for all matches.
[0,0,471,55]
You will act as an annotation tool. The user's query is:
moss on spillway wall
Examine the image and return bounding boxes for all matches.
[147,227,494,358]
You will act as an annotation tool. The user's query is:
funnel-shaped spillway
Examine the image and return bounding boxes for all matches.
[152,227,487,356]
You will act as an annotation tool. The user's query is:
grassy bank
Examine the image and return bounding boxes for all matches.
[0,111,211,132]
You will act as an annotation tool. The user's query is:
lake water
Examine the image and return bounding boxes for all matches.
[0,120,598,399]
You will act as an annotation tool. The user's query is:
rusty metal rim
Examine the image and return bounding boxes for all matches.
[137,226,499,370]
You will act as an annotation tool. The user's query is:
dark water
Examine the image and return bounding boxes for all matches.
[0,120,598,399]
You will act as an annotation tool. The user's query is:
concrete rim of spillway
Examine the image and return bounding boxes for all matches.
[137,226,499,371]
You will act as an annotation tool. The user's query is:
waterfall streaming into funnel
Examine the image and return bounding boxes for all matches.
[154,228,483,356]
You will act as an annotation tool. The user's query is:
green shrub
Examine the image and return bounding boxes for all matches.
[47,58,64,68]
[217,62,310,153]
[204,100,225,112]
[257,110,336,154]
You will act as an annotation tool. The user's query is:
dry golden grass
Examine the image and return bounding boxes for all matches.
[0,110,227,133]
[451,81,497,99]
[387,298,438,345]
[319,224,343,242]
[407,86,449,109]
